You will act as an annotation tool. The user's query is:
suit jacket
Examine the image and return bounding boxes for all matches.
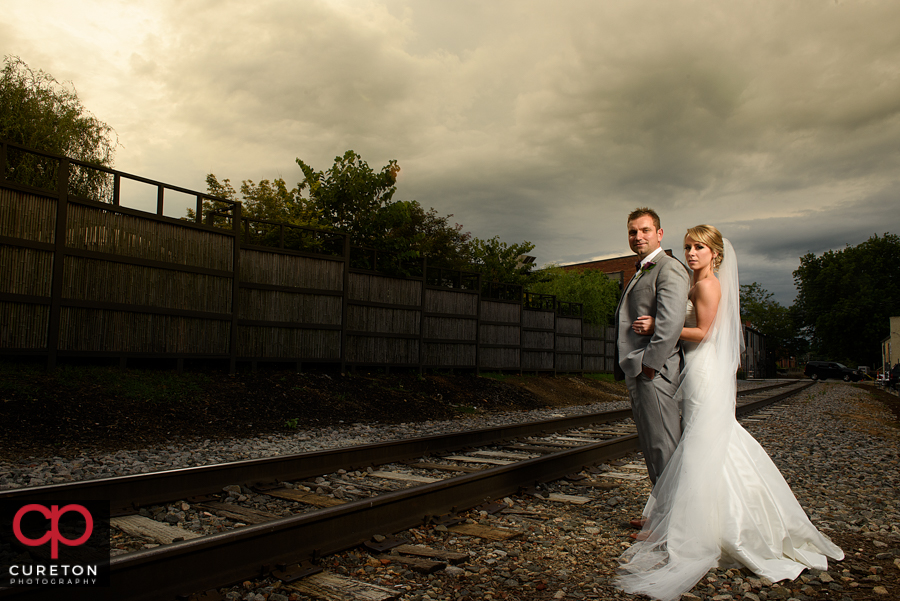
[614,252,690,382]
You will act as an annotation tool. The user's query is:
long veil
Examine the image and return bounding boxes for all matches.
[615,238,841,601]
[710,239,744,375]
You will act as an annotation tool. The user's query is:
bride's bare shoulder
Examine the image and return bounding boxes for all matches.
[692,276,721,300]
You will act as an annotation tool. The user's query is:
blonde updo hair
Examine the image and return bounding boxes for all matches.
[685,224,724,272]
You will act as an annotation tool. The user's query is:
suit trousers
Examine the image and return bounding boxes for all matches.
[626,371,681,485]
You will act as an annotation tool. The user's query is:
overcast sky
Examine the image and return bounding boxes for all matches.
[5,0,900,304]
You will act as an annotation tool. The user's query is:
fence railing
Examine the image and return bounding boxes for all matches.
[0,141,615,373]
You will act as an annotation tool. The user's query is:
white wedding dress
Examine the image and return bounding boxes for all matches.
[615,241,843,601]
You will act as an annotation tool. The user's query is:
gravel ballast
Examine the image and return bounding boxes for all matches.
[2,381,897,600]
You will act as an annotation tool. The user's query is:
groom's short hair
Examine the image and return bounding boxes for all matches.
[628,207,661,230]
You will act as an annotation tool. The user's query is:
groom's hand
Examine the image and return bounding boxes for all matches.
[641,364,656,379]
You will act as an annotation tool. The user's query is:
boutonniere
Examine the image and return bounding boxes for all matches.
[635,261,656,279]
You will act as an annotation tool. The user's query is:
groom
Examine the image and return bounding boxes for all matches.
[614,208,689,493]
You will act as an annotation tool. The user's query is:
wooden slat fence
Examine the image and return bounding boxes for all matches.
[555,315,583,373]
[0,141,616,373]
[479,300,521,370]
[423,287,478,368]
[522,307,555,371]
[583,322,616,373]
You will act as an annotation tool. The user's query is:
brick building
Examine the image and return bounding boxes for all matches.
[561,249,680,287]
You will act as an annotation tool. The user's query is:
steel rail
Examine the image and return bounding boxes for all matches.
[0,382,814,601]
[736,380,815,415]
[736,380,795,397]
[0,408,632,513]
[3,434,638,601]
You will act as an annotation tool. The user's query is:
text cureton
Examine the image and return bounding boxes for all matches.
[8,564,98,576]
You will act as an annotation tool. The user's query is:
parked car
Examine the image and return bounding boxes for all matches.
[803,361,863,382]
[889,364,900,390]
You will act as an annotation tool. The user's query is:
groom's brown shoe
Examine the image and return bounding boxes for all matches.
[629,530,651,541]
[629,518,647,529]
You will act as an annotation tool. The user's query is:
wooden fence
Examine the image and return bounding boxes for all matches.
[0,141,615,373]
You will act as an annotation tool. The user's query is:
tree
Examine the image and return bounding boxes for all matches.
[296,150,400,245]
[469,236,536,286]
[361,199,474,269]
[194,150,536,283]
[195,152,477,267]
[0,56,115,199]
[739,282,804,362]
[193,174,323,225]
[528,266,621,325]
[187,174,327,251]
[793,233,900,367]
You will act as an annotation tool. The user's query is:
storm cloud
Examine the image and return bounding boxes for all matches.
[4,0,900,303]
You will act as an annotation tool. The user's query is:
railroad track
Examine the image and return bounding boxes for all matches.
[0,379,814,601]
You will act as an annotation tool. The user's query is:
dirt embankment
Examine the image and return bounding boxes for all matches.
[0,365,628,459]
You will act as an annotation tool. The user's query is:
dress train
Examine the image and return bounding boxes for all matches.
[614,298,843,601]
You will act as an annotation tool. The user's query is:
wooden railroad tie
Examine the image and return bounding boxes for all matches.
[288,572,399,600]
[195,501,279,524]
[111,515,203,545]
[263,487,347,507]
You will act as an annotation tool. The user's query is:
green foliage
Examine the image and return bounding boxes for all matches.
[197,151,476,269]
[0,56,115,199]
[297,150,400,245]
[527,266,620,325]
[469,236,536,286]
[220,175,322,226]
[296,151,477,271]
[187,174,334,252]
[739,282,805,360]
[366,199,474,270]
[194,150,539,285]
[793,233,900,367]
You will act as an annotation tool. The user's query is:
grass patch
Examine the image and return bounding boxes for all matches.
[0,360,210,404]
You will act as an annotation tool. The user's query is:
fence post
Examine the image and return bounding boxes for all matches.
[229,203,242,374]
[114,174,121,207]
[518,289,524,376]
[340,234,350,374]
[552,296,559,376]
[418,257,426,375]
[578,305,584,374]
[474,274,482,375]
[46,158,70,370]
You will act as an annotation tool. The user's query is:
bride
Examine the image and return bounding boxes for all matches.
[614,225,843,601]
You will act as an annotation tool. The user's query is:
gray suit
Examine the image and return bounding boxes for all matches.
[614,252,690,484]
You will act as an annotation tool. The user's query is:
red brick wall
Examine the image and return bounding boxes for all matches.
[562,249,677,283]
